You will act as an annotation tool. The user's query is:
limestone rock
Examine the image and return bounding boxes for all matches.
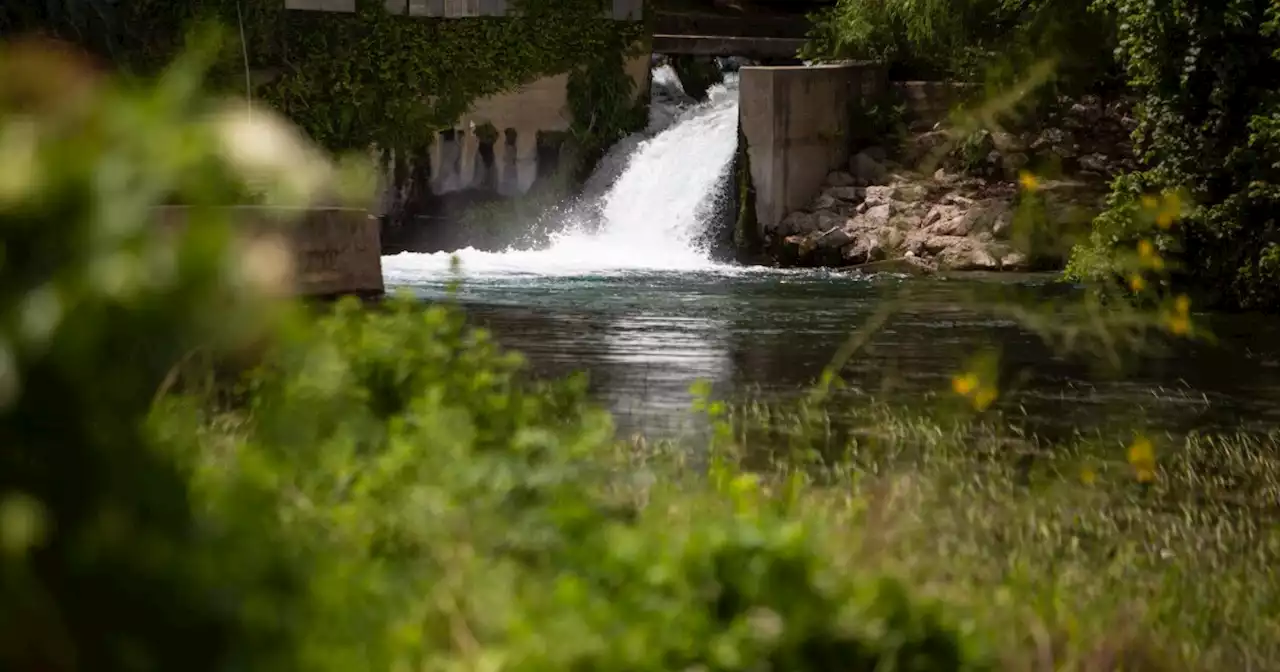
[849,257,937,276]
[895,183,928,202]
[824,186,866,202]
[769,95,1131,273]
[1078,153,1110,174]
[923,204,968,236]
[815,226,854,251]
[849,151,889,185]
[826,170,856,187]
[841,229,889,264]
[1000,251,1029,270]
[849,203,892,229]
[781,210,820,235]
[862,185,896,205]
[934,239,1000,271]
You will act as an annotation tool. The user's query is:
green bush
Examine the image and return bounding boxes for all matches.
[1067,0,1280,310]
[801,0,1119,94]
[153,292,990,670]
[1,33,987,672]
[0,33,321,672]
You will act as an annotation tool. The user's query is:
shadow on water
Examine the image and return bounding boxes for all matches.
[392,270,1280,439]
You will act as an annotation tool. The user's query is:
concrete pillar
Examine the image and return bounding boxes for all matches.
[492,139,509,194]
[739,62,886,234]
[514,129,538,194]
[429,137,443,193]
[458,128,479,190]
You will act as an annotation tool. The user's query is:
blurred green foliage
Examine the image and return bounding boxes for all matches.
[1,32,988,672]
[2,10,1277,672]
[0,33,317,672]
[1067,0,1280,311]
[801,0,1120,94]
[3,0,648,180]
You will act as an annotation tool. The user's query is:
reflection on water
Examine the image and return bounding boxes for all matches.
[388,269,1280,438]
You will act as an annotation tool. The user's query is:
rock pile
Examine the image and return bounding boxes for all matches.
[771,95,1134,272]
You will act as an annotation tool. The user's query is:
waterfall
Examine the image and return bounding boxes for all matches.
[382,68,741,280]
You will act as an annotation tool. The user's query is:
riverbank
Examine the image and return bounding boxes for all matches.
[770,94,1137,272]
[167,295,1280,670]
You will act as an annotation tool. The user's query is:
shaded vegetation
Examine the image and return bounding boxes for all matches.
[2,11,1280,672]
[804,0,1280,312]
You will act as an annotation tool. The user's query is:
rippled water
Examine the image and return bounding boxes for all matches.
[381,65,1280,439]
[386,268,1280,438]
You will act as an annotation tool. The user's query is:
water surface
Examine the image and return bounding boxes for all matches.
[385,266,1280,439]
[381,65,1280,440]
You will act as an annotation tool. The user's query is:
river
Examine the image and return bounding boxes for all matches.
[382,67,1280,440]
[383,267,1280,439]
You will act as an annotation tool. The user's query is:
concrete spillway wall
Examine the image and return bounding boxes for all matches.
[155,206,384,299]
[426,49,652,198]
[285,0,643,20]
[738,62,887,238]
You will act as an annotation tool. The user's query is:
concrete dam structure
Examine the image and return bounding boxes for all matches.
[272,0,898,292]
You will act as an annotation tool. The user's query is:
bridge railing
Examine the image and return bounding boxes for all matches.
[283,0,643,20]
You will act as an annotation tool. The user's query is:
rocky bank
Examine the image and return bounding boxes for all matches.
[771,95,1138,273]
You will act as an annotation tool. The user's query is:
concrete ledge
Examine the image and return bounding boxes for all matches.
[154,206,385,298]
[286,0,643,19]
[892,81,982,126]
[653,13,812,39]
[652,35,805,58]
[739,62,887,234]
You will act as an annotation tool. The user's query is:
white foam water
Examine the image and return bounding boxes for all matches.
[382,72,741,281]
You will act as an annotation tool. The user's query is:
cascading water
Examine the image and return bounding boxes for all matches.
[382,68,741,280]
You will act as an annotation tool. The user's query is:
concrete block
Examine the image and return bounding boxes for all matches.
[284,0,355,11]
[153,206,384,298]
[408,0,444,15]
[739,62,888,235]
[385,0,408,14]
[443,0,480,16]
[613,0,643,20]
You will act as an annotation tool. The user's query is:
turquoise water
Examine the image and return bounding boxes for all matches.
[386,267,1280,438]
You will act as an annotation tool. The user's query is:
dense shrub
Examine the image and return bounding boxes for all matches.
[2,32,987,672]
[801,0,1120,94]
[151,293,991,670]
[0,34,319,672]
[1067,0,1280,310]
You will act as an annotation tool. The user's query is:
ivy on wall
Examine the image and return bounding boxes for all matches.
[80,0,648,169]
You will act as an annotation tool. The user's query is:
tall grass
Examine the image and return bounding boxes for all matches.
[1,25,1276,672]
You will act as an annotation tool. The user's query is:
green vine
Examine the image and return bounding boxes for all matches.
[103,0,647,163]
[565,36,650,181]
[733,124,761,260]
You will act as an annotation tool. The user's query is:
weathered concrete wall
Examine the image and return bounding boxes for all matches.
[285,0,643,20]
[739,62,886,234]
[892,81,981,127]
[429,46,652,197]
[155,206,384,298]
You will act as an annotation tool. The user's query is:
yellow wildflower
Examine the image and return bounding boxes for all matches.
[1140,194,1158,210]
[1128,436,1156,482]
[1156,192,1182,229]
[1128,274,1146,292]
[1080,468,1097,485]
[951,372,978,396]
[1136,239,1165,270]
[1174,294,1191,315]
[972,387,997,411]
[1018,171,1040,191]
[1163,294,1193,336]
